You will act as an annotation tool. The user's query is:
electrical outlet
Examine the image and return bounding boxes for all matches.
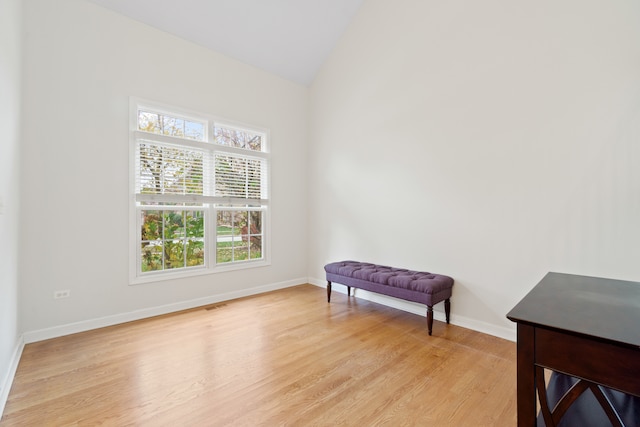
[54,290,71,299]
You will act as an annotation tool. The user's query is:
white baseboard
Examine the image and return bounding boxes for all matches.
[308,277,516,342]
[0,335,24,420]
[23,278,306,344]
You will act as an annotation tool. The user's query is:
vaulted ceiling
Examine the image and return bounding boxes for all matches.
[85,0,364,86]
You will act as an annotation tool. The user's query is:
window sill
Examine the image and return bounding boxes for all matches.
[129,259,271,285]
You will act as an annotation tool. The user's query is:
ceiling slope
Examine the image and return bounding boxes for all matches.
[86,0,364,86]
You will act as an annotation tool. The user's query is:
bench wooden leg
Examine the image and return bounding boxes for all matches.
[327,281,332,303]
[445,299,451,324]
[427,306,434,336]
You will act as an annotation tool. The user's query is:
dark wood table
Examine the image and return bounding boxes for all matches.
[507,272,640,426]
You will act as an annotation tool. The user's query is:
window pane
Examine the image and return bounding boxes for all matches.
[138,111,160,133]
[216,207,234,264]
[216,246,232,263]
[234,244,249,261]
[185,120,205,141]
[232,236,248,262]
[138,109,205,142]
[249,247,262,260]
[186,211,204,238]
[163,211,184,239]
[186,239,205,266]
[248,210,262,259]
[216,210,236,264]
[217,210,235,236]
[185,210,205,267]
[141,210,162,240]
[215,209,263,264]
[214,125,262,151]
[162,115,184,137]
[249,211,262,234]
[141,242,162,272]
[164,239,185,269]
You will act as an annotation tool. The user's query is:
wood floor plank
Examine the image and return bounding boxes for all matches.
[1,284,516,426]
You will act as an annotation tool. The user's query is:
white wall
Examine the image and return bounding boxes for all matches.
[13,0,640,345]
[20,0,308,335]
[0,0,22,410]
[308,0,640,338]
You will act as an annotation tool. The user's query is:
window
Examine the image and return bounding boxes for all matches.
[130,99,269,283]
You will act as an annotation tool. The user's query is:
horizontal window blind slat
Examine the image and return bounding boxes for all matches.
[136,141,207,196]
[136,193,268,207]
[134,131,211,151]
[136,141,266,201]
[214,153,265,199]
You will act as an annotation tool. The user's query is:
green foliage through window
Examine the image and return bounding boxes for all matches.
[216,209,263,264]
[141,210,205,272]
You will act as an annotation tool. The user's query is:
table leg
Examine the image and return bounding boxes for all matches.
[516,323,536,426]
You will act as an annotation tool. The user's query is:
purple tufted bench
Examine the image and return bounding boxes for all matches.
[324,260,454,335]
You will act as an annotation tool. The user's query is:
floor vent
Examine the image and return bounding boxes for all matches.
[205,303,227,311]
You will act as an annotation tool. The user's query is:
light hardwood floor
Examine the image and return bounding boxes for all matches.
[1,284,517,426]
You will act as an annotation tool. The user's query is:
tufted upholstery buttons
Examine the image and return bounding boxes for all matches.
[325,260,453,294]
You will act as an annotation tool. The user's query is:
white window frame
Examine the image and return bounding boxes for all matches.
[129,98,271,284]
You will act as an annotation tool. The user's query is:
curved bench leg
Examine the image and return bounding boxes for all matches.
[427,306,434,336]
[445,299,451,324]
[327,281,332,303]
